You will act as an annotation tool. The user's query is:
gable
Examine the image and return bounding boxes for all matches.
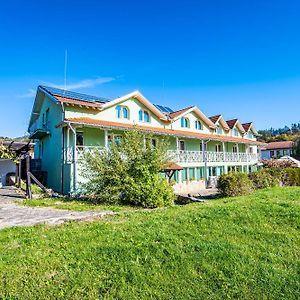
[170,111,212,133]
[64,97,164,127]
[28,89,61,132]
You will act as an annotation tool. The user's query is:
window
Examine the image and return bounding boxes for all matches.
[249,147,253,154]
[181,117,190,128]
[215,125,222,135]
[151,139,157,148]
[195,120,202,130]
[139,110,150,122]
[76,132,84,147]
[247,132,254,139]
[233,128,239,136]
[233,145,238,153]
[116,105,129,119]
[45,108,49,126]
[179,140,185,151]
[215,144,222,152]
[108,134,122,146]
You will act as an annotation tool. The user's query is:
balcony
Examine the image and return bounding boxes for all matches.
[64,146,104,162]
[29,120,50,139]
[64,146,259,164]
[167,150,259,163]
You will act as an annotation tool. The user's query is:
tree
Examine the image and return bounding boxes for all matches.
[0,142,17,162]
[81,130,175,208]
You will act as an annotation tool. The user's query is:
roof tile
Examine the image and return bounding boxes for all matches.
[63,117,265,146]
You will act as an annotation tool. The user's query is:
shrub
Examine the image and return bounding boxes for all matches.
[282,168,300,186]
[262,159,297,168]
[249,170,280,189]
[81,130,175,208]
[217,172,254,197]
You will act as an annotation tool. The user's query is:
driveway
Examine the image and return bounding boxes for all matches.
[0,187,112,230]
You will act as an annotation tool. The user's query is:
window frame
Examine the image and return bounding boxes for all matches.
[181,117,190,128]
[139,109,150,123]
[215,144,222,152]
[195,120,202,130]
[116,105,129,119]
[76,131,84,148]
[179,140,185,151]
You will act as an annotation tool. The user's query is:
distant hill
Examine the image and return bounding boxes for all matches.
[258,123,300,142]
[0,135,30,142]
[258,123,300,159]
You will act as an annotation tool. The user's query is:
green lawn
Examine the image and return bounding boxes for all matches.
[1,187,300,299]
[22,197,139,212]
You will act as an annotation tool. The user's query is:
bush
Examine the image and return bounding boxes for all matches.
[217,172,254,197]
[262,159,297,168]
[249,170,280,189]
[81,130,175,208]
[282,168,300,186]
[124,173,175,208]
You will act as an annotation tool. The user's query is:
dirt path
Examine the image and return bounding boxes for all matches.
[0,187,113,230]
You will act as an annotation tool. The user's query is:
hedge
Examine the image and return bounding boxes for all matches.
[218,168,300,197]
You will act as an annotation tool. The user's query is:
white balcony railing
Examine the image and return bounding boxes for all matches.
[64,146,260,164]
[64,146,105,162]
[167,150,260,163]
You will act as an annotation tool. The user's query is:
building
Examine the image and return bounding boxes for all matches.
[28,86,264,194]
[0,141,34,187]
[261,141,295,160]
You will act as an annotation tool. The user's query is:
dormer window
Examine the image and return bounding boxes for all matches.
[195,120,202,130]
[181,117,190,128]
[215,125,222,134]
[233,128,239,136]
[139,110,150,123]
[247,132,254,139]
[116,105,129,119]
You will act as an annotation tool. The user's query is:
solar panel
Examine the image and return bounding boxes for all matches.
[154,104,174,113]
[40,86,111,103]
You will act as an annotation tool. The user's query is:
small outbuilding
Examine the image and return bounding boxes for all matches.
[0,141,34,187]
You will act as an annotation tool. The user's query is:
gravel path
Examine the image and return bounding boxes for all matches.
[0,187,113,230]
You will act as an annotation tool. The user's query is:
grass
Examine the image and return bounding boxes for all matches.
[21,197,139,212]
[1,186,300,299]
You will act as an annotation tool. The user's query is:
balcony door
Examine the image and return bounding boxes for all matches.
[215,144,222,152]
[199,142,206,152]
[178,140,185,151]
[76,131,84,149]
[233,145,238,153]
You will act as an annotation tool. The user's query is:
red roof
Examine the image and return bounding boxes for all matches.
[209,115,221,123]
[265,141,295,150]
[226,119,238,129]
[63,117,265,146]
[242,122,252,131]
[55,96,103,109]
[168,106,194,119]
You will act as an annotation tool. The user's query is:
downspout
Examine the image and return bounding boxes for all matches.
[60,102,65,194]
[67,122,77,193]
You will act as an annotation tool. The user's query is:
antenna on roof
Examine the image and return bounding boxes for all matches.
[162,79,165,102]
[64,49,68,94]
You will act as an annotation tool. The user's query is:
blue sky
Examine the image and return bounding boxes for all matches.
[0,0,299,137]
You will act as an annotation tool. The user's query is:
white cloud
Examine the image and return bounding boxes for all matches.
[44,77,115,90]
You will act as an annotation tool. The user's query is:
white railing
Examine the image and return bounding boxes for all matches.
[64,146,105,162]
[64,146,260,164]
[168,150,259,163]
